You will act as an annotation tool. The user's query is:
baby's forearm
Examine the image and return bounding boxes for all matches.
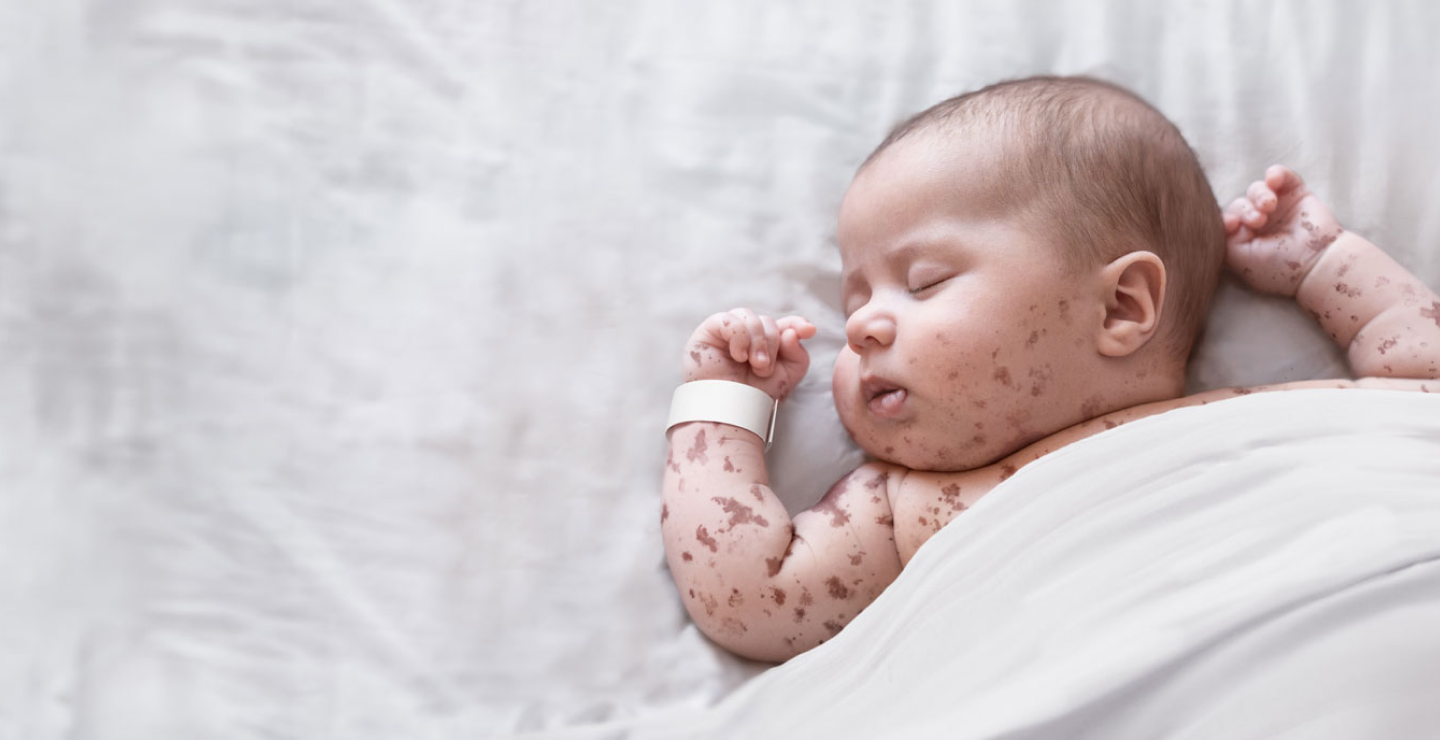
[1297,231,1440,378]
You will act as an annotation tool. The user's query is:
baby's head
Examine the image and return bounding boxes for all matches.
[832,75,1225,472]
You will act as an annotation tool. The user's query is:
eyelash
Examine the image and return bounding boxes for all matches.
[909,277,950,295]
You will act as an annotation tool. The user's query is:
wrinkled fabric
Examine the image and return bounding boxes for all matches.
[602,390,1440,739]
[3,1,1440,737]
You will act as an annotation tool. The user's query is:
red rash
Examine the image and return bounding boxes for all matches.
[825,576,850,600]
[771,587,787,606]
[686,429,709,464]
[682,552,693,561]
[1421,302,1440,328]
[695,525,719,553]
[713,496,770,530]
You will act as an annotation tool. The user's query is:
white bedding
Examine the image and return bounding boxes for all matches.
[604,390,1440,739]
[4,1,1440,738]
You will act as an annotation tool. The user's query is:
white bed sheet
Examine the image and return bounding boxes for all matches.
[2,1,1439,737]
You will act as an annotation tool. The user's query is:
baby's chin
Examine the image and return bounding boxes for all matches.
[850,430,1000,473]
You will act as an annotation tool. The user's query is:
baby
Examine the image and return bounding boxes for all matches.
[661,75,1440,663]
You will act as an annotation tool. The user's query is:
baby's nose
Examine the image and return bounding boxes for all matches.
[845,306,897,353]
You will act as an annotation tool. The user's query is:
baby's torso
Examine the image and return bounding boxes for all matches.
[882,377,1431,564]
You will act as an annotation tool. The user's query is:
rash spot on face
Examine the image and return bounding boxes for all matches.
[686,429,709,464]
[826,576,850,600]
[750,484,765,503]
[695,525,718,553]
[1026,330,1039,347]
[848,551,865,565]
[712,496,770,530]
[793,608,807,623]
[1080,395,1106,419]
[771,587,787,606]
[728,588,744,608]
[700,592,719,616]
[993,366,1014,389]
[723,457,735,473]
[689,350,702,365]
[799,589,815,607]
[1378,337,1398,355]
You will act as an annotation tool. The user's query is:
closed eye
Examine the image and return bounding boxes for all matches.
[909,276,951,295]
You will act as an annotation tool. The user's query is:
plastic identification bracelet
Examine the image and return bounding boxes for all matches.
[666,380,779,450]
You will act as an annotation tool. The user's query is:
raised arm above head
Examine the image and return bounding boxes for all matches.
[1223,165,1440,379]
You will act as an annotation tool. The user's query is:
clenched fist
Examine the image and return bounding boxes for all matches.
[683,309,817,402]
[1223,164,1344,297]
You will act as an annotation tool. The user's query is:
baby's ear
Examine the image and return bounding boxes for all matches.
[1095,251,1166,357]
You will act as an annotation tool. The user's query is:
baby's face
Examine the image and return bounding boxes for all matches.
[832,135,1105,471]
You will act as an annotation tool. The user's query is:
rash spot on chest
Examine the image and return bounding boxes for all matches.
[825,576,851,600]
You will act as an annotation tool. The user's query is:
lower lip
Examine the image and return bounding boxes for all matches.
[868,388,908,417]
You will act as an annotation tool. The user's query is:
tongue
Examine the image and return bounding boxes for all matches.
[872,388,907,414]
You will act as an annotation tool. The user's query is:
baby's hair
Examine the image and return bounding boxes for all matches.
[865,75,1225,358]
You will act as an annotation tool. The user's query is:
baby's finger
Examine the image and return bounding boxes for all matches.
[1222,201,1244,235]
[1264,164,1304,194]
[1239,199,1267,230]
[1246,180,1278,213]
[776,315,818,340]
[742,310,766,366]
[754,315,781,376]
[726,309,753,362]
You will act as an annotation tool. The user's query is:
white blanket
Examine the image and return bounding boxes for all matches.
[551,389,1440,739]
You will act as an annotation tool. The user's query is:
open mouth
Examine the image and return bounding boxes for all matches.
[863,378,909,417]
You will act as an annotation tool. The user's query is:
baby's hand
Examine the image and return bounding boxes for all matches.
[683,309,817,402]
[1222,165,1344,297]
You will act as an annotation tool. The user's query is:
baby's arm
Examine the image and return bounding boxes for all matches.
[662,310,904,662]
[1224,165,1440,378]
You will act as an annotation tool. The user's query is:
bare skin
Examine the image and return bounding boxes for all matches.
[662,159,1440,663]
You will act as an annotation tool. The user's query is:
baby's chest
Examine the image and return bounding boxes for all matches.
[890,474,981,563]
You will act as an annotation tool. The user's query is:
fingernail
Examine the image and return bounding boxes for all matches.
[756,350,767,364]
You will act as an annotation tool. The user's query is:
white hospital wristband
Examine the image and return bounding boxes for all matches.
[667,380,779,450]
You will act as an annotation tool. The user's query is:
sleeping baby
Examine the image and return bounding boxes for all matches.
[660,75,1440,662]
